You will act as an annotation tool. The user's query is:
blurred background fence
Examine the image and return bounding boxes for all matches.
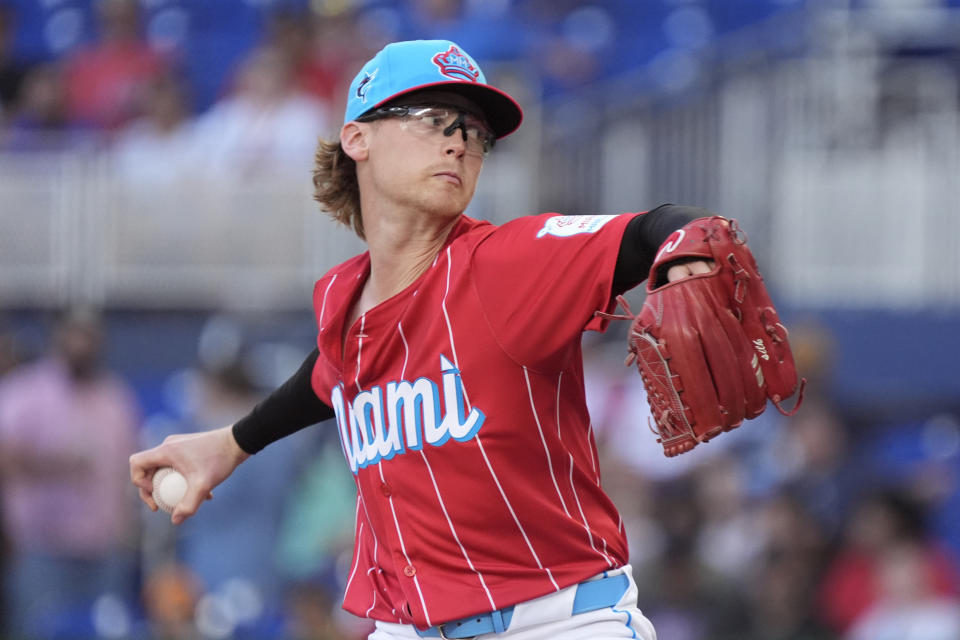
[1,1,959,639]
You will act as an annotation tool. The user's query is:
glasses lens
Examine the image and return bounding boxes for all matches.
[402,106,495,156]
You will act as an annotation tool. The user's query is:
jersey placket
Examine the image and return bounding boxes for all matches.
[342,311,429,625]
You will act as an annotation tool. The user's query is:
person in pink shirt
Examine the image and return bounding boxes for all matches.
[0,308,140,637]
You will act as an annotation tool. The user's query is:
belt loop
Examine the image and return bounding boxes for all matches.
[490,609,507,634]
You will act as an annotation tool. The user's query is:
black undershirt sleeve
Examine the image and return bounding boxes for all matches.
[612,204,715,294]
[231,348,334,455]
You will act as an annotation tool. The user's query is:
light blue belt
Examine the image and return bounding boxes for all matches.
[415,572,630,639]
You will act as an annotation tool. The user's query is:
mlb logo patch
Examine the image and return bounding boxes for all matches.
[537,215,619,238]
[432,45,480,82]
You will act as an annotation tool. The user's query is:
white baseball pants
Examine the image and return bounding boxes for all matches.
[368,566,656,640]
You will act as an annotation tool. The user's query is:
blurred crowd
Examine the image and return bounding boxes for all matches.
[0,0,616,161]
[0,309,958,640]
[0,0,806,167]
[0,0,343,181]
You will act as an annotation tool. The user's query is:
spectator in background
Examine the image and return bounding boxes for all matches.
[742,493,835,640]
[62,0,170,130]
[745,548,836,640]
[112,71,195,184]
[759,319,856,537]
[846,541,960,640]
[692,452,764,582]
[0,62,91,151]
[285,579,360,640]
[140,562,204,640]
[0,316,25,376]
[263,8,344,112]
[0,4,28,122]
[517,0,606,96]
[0,307,140,638]
[817,487,960,635]
[287,6,395,119]
[632,478,750,640]
[189,44,332,181]
[0,317,23,640]
[772,400,856,537]
[756,491,831,580]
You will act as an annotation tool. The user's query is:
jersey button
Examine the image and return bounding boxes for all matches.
[403,564,416,577]
[380,483,392,497]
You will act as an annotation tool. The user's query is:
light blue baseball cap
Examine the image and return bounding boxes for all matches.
[344,39,523,139]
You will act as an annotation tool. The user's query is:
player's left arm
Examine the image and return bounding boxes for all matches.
[613,204,716,290]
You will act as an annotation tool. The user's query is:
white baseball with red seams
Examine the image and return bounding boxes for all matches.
[309,212,648,632]
[152,467,187,513]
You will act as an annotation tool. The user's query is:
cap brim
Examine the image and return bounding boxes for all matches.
[368,81,523,139]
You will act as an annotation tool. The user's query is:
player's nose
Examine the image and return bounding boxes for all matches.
[442,128,467,156]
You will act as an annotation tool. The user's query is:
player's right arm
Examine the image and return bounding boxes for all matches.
[129,425,249,524]
[129,348,334,524]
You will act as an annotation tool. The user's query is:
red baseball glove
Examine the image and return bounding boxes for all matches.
[602,216,805,456]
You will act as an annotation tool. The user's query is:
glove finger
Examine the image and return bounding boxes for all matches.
[687,282,746,430]
[709,296,768,420]
[725,237,801,402]
[646,289,724,434]
[751,309,800,401]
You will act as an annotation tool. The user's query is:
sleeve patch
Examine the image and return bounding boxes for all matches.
[536,215,620,238]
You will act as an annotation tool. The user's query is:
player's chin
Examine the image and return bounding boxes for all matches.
[423,192,472,217]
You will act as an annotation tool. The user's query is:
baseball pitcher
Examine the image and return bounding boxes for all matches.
[130,39,802,640]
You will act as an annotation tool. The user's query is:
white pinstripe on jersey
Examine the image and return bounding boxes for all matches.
[358,495,393,619]
[344,500,364,596]
[474,438,560,591]
[523,366,571,518]
[365,536,380,618]
[419,449,498,610]
[397,319,498,611]
[355,313,366,391]
[397,321,411,382]
[555,371,564,439]
[568,452,616,567]
[586,422,600,484]
[379,463,432,626]
[440,247,463,373]
[547,369,615,567]
[317,274,338,331]
[439,248,560,592]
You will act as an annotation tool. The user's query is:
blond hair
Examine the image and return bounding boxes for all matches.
[312,137,364,239]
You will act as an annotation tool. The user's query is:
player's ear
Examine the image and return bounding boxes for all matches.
[341,122,369,162]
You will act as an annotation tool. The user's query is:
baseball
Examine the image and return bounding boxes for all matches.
[152,467,188,513]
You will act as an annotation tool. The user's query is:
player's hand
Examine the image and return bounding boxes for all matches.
[129,425,250,525]
[666,259,715,282]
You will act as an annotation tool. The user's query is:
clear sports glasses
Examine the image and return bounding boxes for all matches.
[356,105,497,157]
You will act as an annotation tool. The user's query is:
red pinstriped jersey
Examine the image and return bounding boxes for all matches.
[311,212,642,629]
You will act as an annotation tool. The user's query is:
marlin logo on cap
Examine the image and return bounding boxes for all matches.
[356,68,378,103]
[432,45,480,82]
